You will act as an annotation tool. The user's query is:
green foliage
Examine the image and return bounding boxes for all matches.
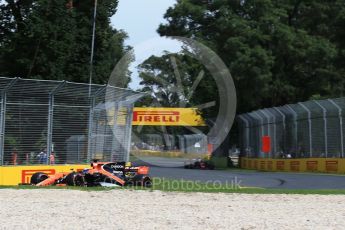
[138,52,217,111]
[0,0,127,84]
[158,0,345,113]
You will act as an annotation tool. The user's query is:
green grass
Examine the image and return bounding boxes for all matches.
[1,178,345,195]
[147,178,345,195]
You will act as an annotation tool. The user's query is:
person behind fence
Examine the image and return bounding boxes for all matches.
[11,148,18,165]
[50,151,55,164]
[37,149,47,164]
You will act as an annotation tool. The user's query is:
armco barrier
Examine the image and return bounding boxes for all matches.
[0,165,89,186]
[240,158,345,174]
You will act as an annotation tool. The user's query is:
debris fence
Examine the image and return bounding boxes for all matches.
[0,77,142,165]
[237,98,345,158]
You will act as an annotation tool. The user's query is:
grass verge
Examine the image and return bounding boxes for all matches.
[147,178,345,195]
[1,178,345,195]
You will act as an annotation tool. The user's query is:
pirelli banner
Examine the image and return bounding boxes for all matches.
[132,107,205,126]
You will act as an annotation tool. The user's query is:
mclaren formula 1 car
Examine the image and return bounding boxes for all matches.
[28,161,152,187]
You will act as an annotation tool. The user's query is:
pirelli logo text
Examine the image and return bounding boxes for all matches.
[131,107,205,126]
[133,111,180,123]
[21,169,56,184]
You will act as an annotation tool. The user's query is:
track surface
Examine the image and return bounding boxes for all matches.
[133,157,345,189]
[149,167,345,189]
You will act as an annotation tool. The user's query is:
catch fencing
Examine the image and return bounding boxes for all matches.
[237,98,345,158]
[0,77,143,165]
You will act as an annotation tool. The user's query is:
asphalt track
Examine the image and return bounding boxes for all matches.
[134,157,345,189]
[149,167,345,189]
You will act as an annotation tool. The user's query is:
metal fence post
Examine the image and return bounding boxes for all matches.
[273,107,286,129]
[298,102,313,157]
[253,111,264,137]
[243,114,254,157]
[328,99,344,158]
[286,105,298,154]
[273,107,286,153]
[111,102,119,162]
[264,109,276,157]
[0,91,5,165]
[0,77,19,165]
[124,105,134,162]
[253,111,264,157]
[87,85,106,162]
[87,96,96,162]
[0,93,4,165]
[259,110,270,138]
[260,109,273,158]
[313,100,328,157]
[46,81,65,164]
[47,94,53,164]
[238,115,250,155]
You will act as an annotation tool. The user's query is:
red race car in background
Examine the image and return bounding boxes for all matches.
[184,159,215,170]
[28,160,152,187]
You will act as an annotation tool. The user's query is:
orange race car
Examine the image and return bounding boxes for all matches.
[28,160,152,187]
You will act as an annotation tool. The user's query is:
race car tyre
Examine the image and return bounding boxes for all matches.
[142,177,152,188]
[132,175,152,187]
[30,172,49,185]
[65,172,85,186]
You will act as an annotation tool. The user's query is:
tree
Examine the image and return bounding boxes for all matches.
[158,0,345,113]
[138,52,215,106]
[0,0,128,84]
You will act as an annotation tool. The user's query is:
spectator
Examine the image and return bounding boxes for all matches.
[37,149,47,164]
[11,148,18,165]
[50,151,55,165]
